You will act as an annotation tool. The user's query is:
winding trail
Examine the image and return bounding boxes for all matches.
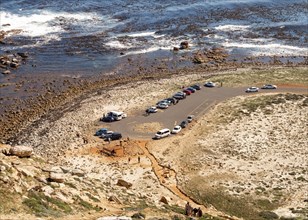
[138,141,239,219]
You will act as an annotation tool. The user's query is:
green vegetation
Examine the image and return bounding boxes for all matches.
[0,188,20,214]
[183,180,281,220]
[206,67,308,87]
[22,191,72,217]
[74,195,101,211]
[85,192,100,202]
[163,204,185,215]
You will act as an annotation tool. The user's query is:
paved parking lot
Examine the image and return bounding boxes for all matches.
[102,86,308,139]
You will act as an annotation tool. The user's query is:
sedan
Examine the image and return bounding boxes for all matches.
[261,84,277,89]
[183,89,192,95]
[204,82,216,87]
[157,102,169,109]
[246,87,259,92]
[172,125,182,134]
[180,120,188,128]
[191,84,201,90]
[146,107,158,113]
[186,87,196,93]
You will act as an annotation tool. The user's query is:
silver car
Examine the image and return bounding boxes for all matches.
[246,87,259,92]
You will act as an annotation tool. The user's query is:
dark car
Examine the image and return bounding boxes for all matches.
[183,89,192,95]
[101,116,115,122]
[165,97,178,105]
[180,120,188,128]
[104,132,122,141]
[95,128,108,136]
[191,84,201,90]
[187,87,196,93]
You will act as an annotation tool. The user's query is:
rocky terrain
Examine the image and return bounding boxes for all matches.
[0,67,307,219]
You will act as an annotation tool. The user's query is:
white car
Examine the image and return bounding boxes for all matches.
[261,84,277,89]
[204,82,216,87]
[171,125,182,134]
[146,107,157,113]
[155,128,171,139]
[157,102,169,109]
[187,115,194,123]
[246,87,259,92]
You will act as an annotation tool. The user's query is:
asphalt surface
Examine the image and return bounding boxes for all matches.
[102,86,308,139]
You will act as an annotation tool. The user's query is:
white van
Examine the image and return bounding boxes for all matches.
[155,128,171,139]
[108,111,127,121]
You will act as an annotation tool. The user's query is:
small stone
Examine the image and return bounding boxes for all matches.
[49,172,65,183]
[159,196,168,204]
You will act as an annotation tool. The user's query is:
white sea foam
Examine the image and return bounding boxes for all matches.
[124,46,171,56]
[127,31,156,37]
[222,41,308,56]
[0,10,118,37]
[105,40,134,49]
[215,24,250,31]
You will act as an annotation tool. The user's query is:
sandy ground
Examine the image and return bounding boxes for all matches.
[147,93,308,218]
[6,67,308,219]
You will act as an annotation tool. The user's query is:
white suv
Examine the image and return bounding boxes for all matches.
[155,128,171,139]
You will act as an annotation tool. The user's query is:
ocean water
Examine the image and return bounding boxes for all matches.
[0,0,307,76]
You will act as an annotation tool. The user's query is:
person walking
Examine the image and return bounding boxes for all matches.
[128,157,131,164]
[138,156,141,163]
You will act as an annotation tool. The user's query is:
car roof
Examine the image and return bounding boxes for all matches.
[158,128,170,132]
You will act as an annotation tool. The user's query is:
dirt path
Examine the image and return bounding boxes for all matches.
[137,141,239,220]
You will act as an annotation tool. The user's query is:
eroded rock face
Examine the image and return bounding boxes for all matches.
[9,145,33,157]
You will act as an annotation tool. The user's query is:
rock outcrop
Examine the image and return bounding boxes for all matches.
[9,145,33,157]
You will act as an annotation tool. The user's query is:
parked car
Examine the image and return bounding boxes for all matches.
[146,107,158,113]
[95,128,109,136]
[100,130,114,138]
[180,120,188,128]
[183,89,192,95]
[173,92,186,100]
[171,125,182,134]
[187,115,194,123]
[104,132,122,141]
[204,82,216,87]
[107,111,127,120]
[157,102,169,109]
[261,84,277,89]
[191,84,201,90]
[246,87,259,92]
[154,128,171,139]
[101,115,115,122]
[165,97,178,105]
[186,87,196,93]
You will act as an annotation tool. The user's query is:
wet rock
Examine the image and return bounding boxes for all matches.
[49,172,65,183]
[17,52,28,58]
[116,179,132,189]
[159,196,168,204]
[180,41,189,49]
[9,145,33,157]
[2,70,10,75]
[10,62,19,68]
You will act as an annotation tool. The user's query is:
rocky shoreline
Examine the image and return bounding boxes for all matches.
[1,55,307,145]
